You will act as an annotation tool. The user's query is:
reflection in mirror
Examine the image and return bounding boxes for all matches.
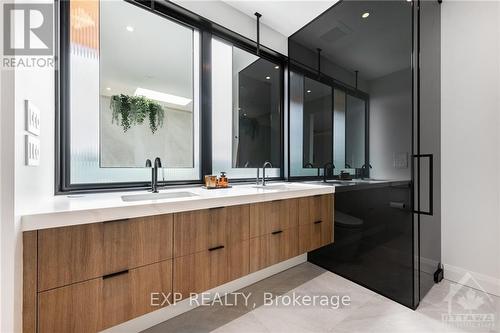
[212,38,281,178]
[99,1,195,168]
[333,89,346,174]
[69,0,200,184]
[232,49,281,168]
[302,77,333,168]
[346,95,366,169]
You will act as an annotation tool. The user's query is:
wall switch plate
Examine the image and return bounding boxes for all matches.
[25,135,40,166]
[393,152,408,169]
[25,100,41,136]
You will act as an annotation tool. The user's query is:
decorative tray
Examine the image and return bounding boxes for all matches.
[201,185,233,190]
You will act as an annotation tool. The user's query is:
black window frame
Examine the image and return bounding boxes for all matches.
[55,0,287,194]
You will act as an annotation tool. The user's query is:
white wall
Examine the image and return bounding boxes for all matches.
[369,68,412,181]
[441,0,500,295]
[171,0,287,55]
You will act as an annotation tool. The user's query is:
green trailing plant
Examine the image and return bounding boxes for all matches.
[110,94,165,133]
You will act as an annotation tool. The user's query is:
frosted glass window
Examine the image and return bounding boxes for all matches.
[69,0,200,184]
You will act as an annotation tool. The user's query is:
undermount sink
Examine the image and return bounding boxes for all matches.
[121,191,198,202]
[253,184,295,191]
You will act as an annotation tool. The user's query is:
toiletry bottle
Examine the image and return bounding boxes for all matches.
[219,172,228,188]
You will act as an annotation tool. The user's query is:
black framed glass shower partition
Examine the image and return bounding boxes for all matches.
[287,0,441,309]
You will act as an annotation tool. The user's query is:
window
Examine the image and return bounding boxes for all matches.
[63,0,200,188]
[58,1,285,192]
[211,38,282,179]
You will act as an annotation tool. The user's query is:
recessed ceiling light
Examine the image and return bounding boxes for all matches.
[406,0,412,2]
[265,76,271,80]
[362,12,370,19]
[274,65,279,69]
[135,88,192,106]
[306,90,312,93]
[126,25,134,32]
[106,87,111,91]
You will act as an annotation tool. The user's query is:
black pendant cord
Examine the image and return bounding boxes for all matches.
[255,12,262,56]
[355,70,359,89]
[317,48,322,77]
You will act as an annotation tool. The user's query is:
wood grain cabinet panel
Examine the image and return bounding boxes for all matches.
[250,199,298,238]
[298,194,334,253]
[249,228,298,272]
[38,215,173,291]
[100,260,173,330]
[37,260,172,333]
[173,247,228,299]
[173,208,226,257]
[38,278,102,333]
[38,223,104,291]
[103,215,173,275]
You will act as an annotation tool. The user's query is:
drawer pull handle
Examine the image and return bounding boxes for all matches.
[103,269,129,279]
[314,220,322,224]
[272,230,283,235]
[208,245,225,251]
[209,207,225,210]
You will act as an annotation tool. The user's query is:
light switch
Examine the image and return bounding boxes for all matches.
[25,135,40,166]
[393,152,408,169]
[25,100,41,136]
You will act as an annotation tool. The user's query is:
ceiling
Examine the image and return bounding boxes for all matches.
[100,1,194,110]
[290,1,413,81]
[222,1,339,37]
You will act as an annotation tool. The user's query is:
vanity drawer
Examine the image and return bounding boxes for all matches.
[298,194,332,225]
[37,260,172,333]
[100,260,172,330]
[173,246,229,299]
[38,278,102,333]
[37,214,173,291]
[173,205,249,258]
[249,227,299,272]
[298,194,334,252]
[298,219,333,253]
[249,199,298,238]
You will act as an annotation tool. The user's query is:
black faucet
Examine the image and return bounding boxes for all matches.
[305,162,321,177]
[145,157,162,193]
[361,163,372,179]
[262,161,273,186]
[323,162,335,182]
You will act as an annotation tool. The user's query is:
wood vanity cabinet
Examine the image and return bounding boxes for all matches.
[249,199,300,272]
[173,205,250,299]
[37,260,172,332]
[37,214,173,291]
[23,194,333,333]
[298,195,334,253]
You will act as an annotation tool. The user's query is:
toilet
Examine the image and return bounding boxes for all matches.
[334,210,364,261]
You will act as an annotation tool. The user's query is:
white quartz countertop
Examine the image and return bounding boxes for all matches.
[21,182,334,231]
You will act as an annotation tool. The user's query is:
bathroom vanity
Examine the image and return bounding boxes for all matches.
[22,184,334,333]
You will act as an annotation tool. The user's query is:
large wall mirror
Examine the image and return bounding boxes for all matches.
[68,0,200,184]
[289,71,368,178]
[212,38,282,179]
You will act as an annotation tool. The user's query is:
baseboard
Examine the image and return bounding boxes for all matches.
[443,263,500,297]
[100,254,307,333]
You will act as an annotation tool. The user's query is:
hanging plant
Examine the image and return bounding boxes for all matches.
[110,94,165,133]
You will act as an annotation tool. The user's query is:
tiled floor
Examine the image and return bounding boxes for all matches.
[143,263,500,333]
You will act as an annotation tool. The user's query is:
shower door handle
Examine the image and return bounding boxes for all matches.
[413,154,433,216]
